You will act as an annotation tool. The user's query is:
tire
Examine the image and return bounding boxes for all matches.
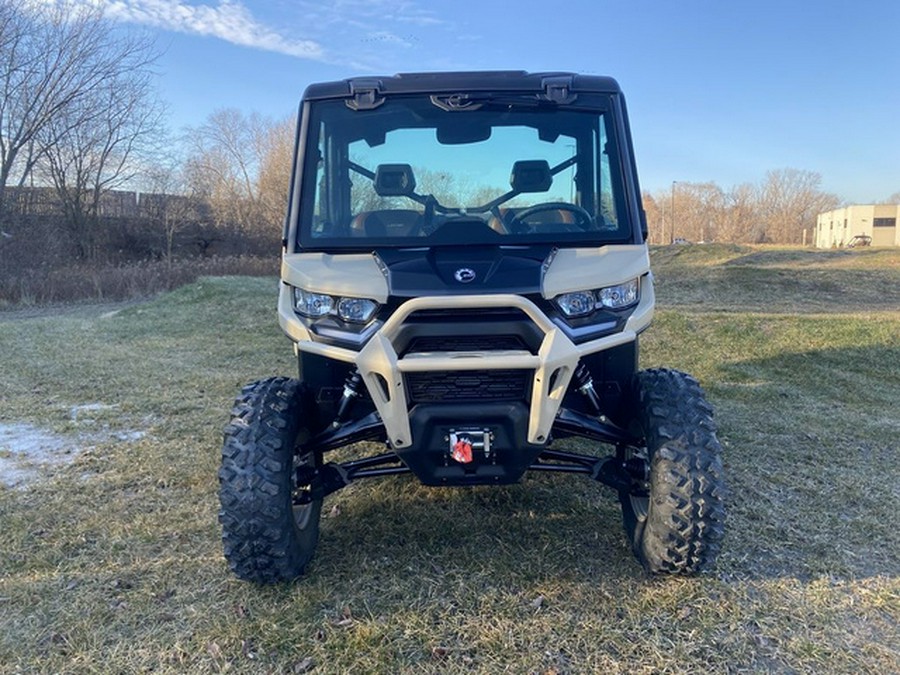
[620,368,726,575]
[218,377,322,583]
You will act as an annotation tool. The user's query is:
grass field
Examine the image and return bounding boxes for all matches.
[1,245,898,673]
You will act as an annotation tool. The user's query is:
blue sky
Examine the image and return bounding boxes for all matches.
[57,1,900,203]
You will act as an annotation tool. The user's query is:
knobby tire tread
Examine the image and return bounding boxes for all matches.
[626,368,727,575]
[218,377,320,583]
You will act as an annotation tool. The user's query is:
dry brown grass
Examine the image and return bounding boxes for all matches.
[0,255,276,307]
[0,246,898,673]
[650,244,900,313]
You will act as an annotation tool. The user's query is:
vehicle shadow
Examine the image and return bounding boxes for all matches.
[707,342,900,581]
[311,470,645,585]
[308,342,899,585]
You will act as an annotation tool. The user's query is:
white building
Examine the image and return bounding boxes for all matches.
[815,204,899,248]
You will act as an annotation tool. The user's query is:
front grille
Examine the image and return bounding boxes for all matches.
[406,369,530,403]
[408,307,529,321]
[405,334,527,353]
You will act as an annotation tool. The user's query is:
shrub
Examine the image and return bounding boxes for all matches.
[0,255,276,306]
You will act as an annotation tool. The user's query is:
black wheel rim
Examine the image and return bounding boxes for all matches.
[292,449,317,529]
[625,446,649,521]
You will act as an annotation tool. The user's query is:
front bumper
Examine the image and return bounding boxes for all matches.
[279,287,654,451]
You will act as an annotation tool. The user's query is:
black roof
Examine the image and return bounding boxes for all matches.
[301,71,622,101]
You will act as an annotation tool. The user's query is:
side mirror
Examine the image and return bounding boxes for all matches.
[374,164,416,197]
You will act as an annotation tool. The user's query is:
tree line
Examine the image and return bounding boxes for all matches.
[642,171,898,246]
[0,1,293,267]
[1,0,897,275]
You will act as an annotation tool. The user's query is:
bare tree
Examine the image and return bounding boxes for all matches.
[671,182,724,242]
[256,115,295,228]
[39,55,163,259]
[140,151,203,265]
[757,168,839,244]
[0,2,157,221]
[183,109,273,233]
[640,192,664,244]
[719,183,759,243]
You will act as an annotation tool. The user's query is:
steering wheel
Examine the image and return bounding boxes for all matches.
[506,202,594,233]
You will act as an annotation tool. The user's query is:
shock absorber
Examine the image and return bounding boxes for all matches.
[332,369,363,428]
[574,362,603,417]
[577,363,638,477]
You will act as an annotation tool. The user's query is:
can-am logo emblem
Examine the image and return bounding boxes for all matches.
[454,267,476,283]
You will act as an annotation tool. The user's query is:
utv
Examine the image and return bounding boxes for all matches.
[219,71,726,583]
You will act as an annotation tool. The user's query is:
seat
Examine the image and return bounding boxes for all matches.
[488,206,578,234]
[349,210,423,237]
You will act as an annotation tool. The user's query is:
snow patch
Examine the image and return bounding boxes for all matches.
[70,403,119,422]
[0,423,75,488]
[114,430,146,442]
[1,413,150,488]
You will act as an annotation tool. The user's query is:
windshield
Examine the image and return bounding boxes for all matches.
[295,94,632,249]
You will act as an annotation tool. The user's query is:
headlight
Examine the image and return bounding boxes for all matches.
[555,290,595,318]
[293,288,333,317]
[598,279,639,309]
[292,287,379,323]
[337,297,379,323]
[554,278,640,317]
